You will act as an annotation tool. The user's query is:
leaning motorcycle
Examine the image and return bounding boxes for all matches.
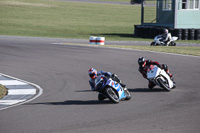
[147,65,176,91]
[94,75,131,103]
[150,35,178,46]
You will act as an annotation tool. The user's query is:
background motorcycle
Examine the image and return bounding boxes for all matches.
[94,75,131,103]
[150,35,178,46]
[147,65,175,91]
[130,0,142,4]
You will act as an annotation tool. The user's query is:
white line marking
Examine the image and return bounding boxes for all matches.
[0,100,26,105]
[0,80,27,85]
[0,73,43,110]
[8,89,36,95]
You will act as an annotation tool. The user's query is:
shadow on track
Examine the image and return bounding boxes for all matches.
[128,88,166,93]
[28,100,113,106]
[75,90,92,92]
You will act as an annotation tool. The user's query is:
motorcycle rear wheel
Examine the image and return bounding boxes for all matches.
[173,42,176,46]
[157,78,171,91]
[169,42,176,46]
[105,87,119,103]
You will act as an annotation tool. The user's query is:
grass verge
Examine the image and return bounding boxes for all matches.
[102,45,200,56]
[0,0,200,44]
[64,43,200,56]
[0,0,140,40]
[0,84,8,100]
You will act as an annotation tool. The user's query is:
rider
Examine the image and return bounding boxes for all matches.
[88,68,126,101]
[161,29,172,46]
[138,57,175,89]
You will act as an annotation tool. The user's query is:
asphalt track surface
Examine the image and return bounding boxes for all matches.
[0,36,200,133]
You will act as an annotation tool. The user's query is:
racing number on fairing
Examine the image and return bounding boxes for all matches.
[112,81,119,88]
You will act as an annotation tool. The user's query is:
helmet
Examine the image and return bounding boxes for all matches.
[164,29,168,34]
[138,57,146,67]
[88,68,97,79]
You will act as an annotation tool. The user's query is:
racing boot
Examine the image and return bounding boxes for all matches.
[120,83,126,88]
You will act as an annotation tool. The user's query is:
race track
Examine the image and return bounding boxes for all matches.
[0,36,200,133]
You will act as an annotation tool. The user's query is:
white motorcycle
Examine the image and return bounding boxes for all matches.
[147,65,175,91]
[150,35,178,46]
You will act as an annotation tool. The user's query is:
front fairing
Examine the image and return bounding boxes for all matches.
[147,66,160,80]
[147,66,174,89]
[107,79,126,100]
[95,76,127,100]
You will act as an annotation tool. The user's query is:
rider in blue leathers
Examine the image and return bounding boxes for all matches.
[88,68,126,101]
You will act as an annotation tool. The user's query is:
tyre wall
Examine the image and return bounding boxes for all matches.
[134,25,200,40]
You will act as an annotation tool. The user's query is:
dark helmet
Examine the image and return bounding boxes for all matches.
[138,57,146,67]
[88,68,97,79]
[164,29,168,34]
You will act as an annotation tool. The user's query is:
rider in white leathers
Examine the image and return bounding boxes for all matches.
[161,29,172,46]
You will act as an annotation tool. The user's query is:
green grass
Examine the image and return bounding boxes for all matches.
[63,42,200,56]
[0,84,8,100]
[102,45,200,56]
[0,0,199,43]
[90,0,130,2]
[0,0,141,40]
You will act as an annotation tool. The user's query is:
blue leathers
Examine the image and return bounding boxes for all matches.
[89,71,112,91]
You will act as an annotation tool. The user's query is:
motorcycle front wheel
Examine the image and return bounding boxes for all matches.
[150,42,155,46]
[104,87,119,103]
[130,0,135,4]
[157,78,171,91]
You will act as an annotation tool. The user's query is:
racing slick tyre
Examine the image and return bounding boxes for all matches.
[104,87,119,103]
[130,0,135,4]
[173,42,176,46]
[124,89,131,100]
[172,82,176,89]
[157,78,171,91]
[150,42,155,46]
[169,42,176,46]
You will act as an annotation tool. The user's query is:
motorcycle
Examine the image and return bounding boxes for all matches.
[147,65,176,91]
[94,75,131,103]
[150,35,178,46]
